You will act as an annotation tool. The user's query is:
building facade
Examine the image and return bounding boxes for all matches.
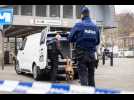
[0,5,116,64]
[118,32,134,49]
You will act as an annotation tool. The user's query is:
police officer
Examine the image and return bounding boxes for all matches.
[47,38,64,83]
[68,7,100,87]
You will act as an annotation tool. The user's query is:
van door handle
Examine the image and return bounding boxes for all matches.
[41,49,43,51]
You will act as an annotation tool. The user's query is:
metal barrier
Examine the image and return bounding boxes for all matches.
[0,80,133,94]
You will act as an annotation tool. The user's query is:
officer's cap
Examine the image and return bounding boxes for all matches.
[81,7,89,14]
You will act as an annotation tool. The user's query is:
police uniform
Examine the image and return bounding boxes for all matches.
[47,38,64,83]
[68,7,100,87]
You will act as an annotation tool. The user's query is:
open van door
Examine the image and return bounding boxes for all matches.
[17,38,27,69]
[39,29,48,69]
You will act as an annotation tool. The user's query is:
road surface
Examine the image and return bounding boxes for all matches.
[0,58,134,93]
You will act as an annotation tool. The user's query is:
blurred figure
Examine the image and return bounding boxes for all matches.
[55,32,61,49]
[47,38,64,83]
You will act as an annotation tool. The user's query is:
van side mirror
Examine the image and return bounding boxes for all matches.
[18,38,27,50]
[17,45,23,50]
[19,46,23,50]
[17,42,24,50]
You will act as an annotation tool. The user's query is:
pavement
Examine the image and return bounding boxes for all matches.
[0,58,134,94]
[96,58,134,91]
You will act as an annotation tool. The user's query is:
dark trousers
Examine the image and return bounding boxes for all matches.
[102,52,113,66]
[110,52,113,66]
[48,51,59,82]
[50,58,58,82]
[102,52,105,65]
[76,49,96,87]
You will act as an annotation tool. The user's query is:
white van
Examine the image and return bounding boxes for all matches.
[15,30,77,80]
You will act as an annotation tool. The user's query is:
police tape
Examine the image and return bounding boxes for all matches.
[0,80,133,94]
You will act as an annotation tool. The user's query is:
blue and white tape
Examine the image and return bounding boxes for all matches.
[0,80,132,94]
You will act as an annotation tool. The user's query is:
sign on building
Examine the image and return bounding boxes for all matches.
[31,18,61,26]
[0,7,13,25]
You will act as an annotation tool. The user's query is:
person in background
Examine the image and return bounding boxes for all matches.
[47,37,64,83]
[55,32,62,49]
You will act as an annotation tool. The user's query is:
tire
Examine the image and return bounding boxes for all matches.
[32,64,41,81]
[15,60,22,75]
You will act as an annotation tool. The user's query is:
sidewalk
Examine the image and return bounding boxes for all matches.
[95,58,134,91]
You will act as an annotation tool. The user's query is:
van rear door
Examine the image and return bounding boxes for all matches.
[39,30,47,69]
[17,38,27,69]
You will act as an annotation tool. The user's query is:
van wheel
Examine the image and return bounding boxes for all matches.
[15,61,22,75]
[33,64,41,81]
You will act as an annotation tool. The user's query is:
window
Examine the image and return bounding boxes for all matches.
[36,5,47,17]
[21,5,32,16]
[76,5,85,19]
[63,5,73,18]
[13,5,19,15]
[40,31,46,45]
[50,5,60,17]
[20,38,27,50]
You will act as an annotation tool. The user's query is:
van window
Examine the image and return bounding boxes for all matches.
[20,38,27,50]
[40,31,46,45]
